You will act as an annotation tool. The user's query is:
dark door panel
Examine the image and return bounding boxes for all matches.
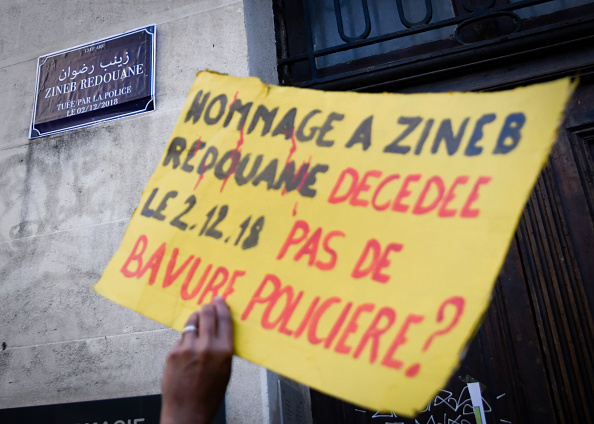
[309,53,594,424]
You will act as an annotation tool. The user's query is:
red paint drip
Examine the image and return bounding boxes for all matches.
[220,126,244,192]
[296,156,313,192]
[218,91,242,193]
[194,168,206,190]
[195,91,240,192]
[292,202,298,216]
[230,91,238,109]
[281,131,298,196]
[193,136,202,157]
[193,137,204,190]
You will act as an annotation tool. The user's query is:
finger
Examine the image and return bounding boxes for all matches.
[180,311,200,348]
[199,303,217,342]
[213,296,233,348]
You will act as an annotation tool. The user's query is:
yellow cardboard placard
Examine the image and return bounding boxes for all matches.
[95,71,573,415]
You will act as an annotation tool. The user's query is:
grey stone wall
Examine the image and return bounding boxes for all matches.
[0,1,276,422]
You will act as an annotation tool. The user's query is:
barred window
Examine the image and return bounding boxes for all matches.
[275,0,594,89]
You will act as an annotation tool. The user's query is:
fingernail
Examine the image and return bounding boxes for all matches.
[214,295,224,303]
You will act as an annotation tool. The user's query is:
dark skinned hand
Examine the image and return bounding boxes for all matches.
[160,296,234,424]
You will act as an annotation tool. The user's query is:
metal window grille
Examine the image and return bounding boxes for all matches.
[275,0,594,89]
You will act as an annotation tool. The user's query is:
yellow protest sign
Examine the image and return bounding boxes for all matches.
[94,71,573,415]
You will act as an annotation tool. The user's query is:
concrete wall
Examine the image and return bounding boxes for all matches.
[0,0,277,422]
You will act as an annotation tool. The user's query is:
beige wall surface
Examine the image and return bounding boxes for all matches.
[0,1,277,422]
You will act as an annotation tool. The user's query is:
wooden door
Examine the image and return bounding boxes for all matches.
[309,77,594,424]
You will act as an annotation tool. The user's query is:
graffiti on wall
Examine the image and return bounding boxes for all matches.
[354,381,510,424]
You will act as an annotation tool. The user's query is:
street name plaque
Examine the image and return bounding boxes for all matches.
[30,25,156,138]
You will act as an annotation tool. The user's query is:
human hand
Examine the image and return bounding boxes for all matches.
[160,296,234,424]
